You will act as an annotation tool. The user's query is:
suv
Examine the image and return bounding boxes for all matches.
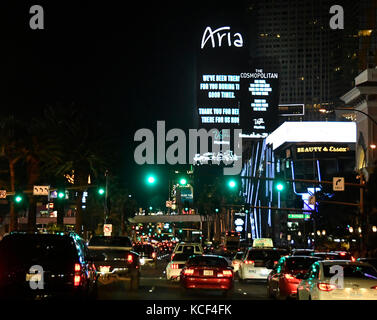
[87,236,140,290]
[0,232,97,300]
[173,243,203,256]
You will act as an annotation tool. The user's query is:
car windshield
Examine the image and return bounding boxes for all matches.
[234,252,243,259]
[323,264,377,280]
[172,253,191,261]
[181,246,198,255]
[247,250,281,261]
[88,236,132,247]
[285,257,319,271]
[187,256,228,268]
[0,235,77,269]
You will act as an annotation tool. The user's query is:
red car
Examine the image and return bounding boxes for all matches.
[267,256,320,299]
[180,255,234,296]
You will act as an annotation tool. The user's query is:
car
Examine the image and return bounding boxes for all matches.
[87,235,140,290]
[231,251,244,273]
[238,248,285,281]
[166,253,192,280]
[297,260,377,300]
[180,254,234,296]
[357,257,377,269]
[312,251,355,261]
[267,255,320,299]
[291,249,314,256]
[133,243,158,268]
[0,232,97,300]
[173,242,203,255]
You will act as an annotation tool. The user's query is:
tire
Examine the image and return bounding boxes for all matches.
[130,270,140,291]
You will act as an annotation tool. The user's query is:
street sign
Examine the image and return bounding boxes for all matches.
[103,224,112,236]
[333,177,345,191]
[166,201,172,208]
[33,185,50,196]
[288,213,311,219]
[0,190,7,199]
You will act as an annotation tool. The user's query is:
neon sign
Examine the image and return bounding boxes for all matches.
[201,26,243,49]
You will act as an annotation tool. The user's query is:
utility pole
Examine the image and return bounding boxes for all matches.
[104,169,109,225]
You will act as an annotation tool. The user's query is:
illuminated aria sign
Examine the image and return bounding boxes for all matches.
[201,26,243,49]
[296,146,350,153]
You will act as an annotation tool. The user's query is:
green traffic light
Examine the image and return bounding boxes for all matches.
[179,178,187,185]
[215,208,219,213]
[185,207,188,211]
[179,229,183,233]
[147,176,156,184]
[228,180,236,188]
[15,195,23,203]
[98,188,105,195]
[149,206,153,210]
[276,182,284,191]
[58,191,65,199]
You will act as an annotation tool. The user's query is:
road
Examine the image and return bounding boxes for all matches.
[97,255,271,300]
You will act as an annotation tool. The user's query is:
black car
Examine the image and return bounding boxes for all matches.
[357,257,377,269]
[88,236,140,290]
[0,232,97,300]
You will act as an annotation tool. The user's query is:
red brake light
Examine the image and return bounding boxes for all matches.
[371,286,377,290]
[317,283,337,291]
[183,268,194,275]
[221,270,233,277]
[74,275,81,287]
[351,256,356,262]
[339,252,346,256]
[74,263,81,272]
[127,254,134,263]
[152,252,157,259]
[171,263,179,269]
[244,260,255,264]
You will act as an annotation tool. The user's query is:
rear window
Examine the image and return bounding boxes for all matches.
[285,257,319,271]
[0,235,77,268]
[172,253,192,261]
[313,253,339,260]
[187,256,228,268]
[247,249,281,261]
[134,245,155,253]
[182,246,196,255]
[89,236,132,247]
[323,264,377,280]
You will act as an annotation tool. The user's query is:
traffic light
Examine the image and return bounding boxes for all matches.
[98,187,105,195]
[147,175,156,184]
[14,194,23,203]
[179,178,187,186]
[275,181,285,192]
[57,190,65,199]
[228,179,236,189]
[215,208,219,213]
[179,229,183,234]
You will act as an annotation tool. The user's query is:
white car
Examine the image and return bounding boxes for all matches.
[166,253,191,281]
[297,260,377,300]
[231,251,244,273]
[238,248,282,281]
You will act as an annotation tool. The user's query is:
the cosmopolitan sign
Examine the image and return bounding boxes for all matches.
[201,26,243,49]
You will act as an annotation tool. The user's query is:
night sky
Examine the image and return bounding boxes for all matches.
[1,1,248,207]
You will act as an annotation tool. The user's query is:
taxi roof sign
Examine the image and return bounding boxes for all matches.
[252,238,274,248]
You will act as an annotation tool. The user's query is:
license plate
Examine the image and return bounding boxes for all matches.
[203,270,213,276]
[26,273,42,281]
[350,290,362,297]
[100,266,110,273]
[140,258,145,264]
[249,269,256,273]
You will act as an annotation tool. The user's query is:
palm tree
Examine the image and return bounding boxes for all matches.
[38,105,107,234]
[0,116,28,231]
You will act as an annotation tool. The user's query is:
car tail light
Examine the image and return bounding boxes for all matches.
[371,286,377,290]
[183,269,194,275]
[171,264,179,269]
[274,261,278,265]
[171,253,175,260]
[244,260,255,264]
[339,252,347,256]
[317,283,337,291]
[74,275,81,287]
[152,252,157,259]
[224,248,227,251]
[351,256,356,262]
[222,270,233,277]
[74,263,81,272]
[127,254,134,263]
